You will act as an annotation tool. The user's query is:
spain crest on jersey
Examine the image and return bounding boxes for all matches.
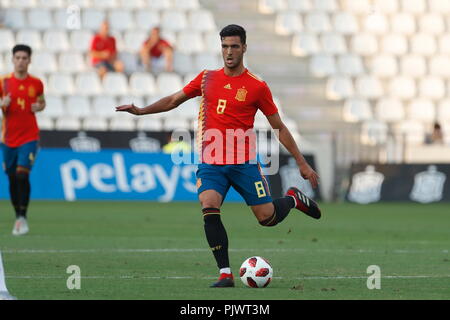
[235,87,247,102]
[28,85,36,98]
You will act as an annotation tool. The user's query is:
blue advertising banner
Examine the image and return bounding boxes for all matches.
[0,149,243,202]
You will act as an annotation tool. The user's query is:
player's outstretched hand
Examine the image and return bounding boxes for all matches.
[115,103,141,115]
[299,163,319,189]
[31,102,40,112]
[1,93,11,108]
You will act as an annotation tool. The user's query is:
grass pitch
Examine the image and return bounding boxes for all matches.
[0,200,449,300]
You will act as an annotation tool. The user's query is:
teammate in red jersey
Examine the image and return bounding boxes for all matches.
[116,25,321,287]
[0,44,46,236]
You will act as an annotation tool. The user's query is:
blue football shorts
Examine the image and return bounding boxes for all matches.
[196,162,272,206]
[1,140,39,174]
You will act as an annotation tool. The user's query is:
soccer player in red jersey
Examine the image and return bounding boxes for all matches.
[0,44,46,236]
[117,25,321,287]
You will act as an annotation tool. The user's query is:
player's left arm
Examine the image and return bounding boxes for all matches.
[266,112,319,188]
[31,94,46,113]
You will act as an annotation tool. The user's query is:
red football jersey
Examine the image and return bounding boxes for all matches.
[0,73,44,147]
[90,34,117,65]
[183,68,278,164]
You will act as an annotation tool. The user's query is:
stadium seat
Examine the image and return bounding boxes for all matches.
[129,72,157,96]
[304,12,331,33]
[411,34,437,57]
[342,98,372,122]
[43,30,70,52]
[36,0,64,8]
[108,9,135,31]
[177,31,205,54]
[173,98,199,120]
[82,9,106,30]
[370,55,397,78]
[44,95,65,118]
[188,9,216,32]
[194,53,221,72]
[375,98,405,122]
[341,0,371,14]
[161,10,188,32]
[374,0,398,13]
[313,0,337,12]
[35,113,54,130]
[28,8,54,30]
[156,73,183,95]
[360,120,388,145]
[16,30,42,50]
[351,34,378,56]
[439,35,450,55]
[332,12,359,35]
[118,52,139,74]
[5,0,37,8]
[70,30,93,52]
[291,33,319,57]
[390,13,416,35]
[408,99,436,122]
[136,117,163,131]
[400,55,426,78]
[83,117,109,131]
[326,76,354,100]
[286,0,312,12]
[48,73,75,95]
[135,10,160,30]
[275,12,302,35]
[363,13,389,35]
[117,95,145,108]
[55,117,82,131]
[395,120,425,145]
[163,117,190,131]
[145,0,172,10]
[204,32,221,54]
[429,56,450,78]
[30,51,58,73]
[389,76,416,100]
[66,95,92,119]
[400,0,425,14]
[173,0,200,10]
[75,72,103,96]
[429,0,450,13]
[320,33,346,54]
[3,9,26,29]
[259,0,287,14]
[68,0,92,7]
[0,55,5,73]
[437,99,450,121]
[110,113,136,131]
[123,30,148,53]
[53,8,70,29]
[337,54,364,76]
[92,0,118,8]
[173,52,194,75]
[102,72,129,96]
[117,0,145,8]
[355,75,384,99]
[0,30,15,52]
[381,34,408,56]
[91,96,117,118]
[419,14,445,35]
[310,53,336,78]
[419,77,446,100]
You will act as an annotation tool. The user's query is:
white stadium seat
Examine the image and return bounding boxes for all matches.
[360,120,388,145]
[310,54,336,78]
[332,12,359,35]
[429,0,450,13]
[175,98,200,120]
[375,98,405,122]
[173,0,200,10]
[28,8,53,30]
[194,53,221,71]
[291,33,319,57]
[16,30,42,50]
[438,35,450,55]
[30,52,58,73]
[161,10,188,32]
[408,99,435,122]
[204,32,222,54]
[75,72,102,96]
[326,76,354,100]
[389,77,416,100]
[163,117,190,131]
[304,12,331,33]
[391,13,416,35]
[70,30,94,52]
[156,73,183,95]
[363,13,389,35]
[43,30,70,52]
[53,8,70,29]
[145,0,172,10]
[66,95,92,118]
[320,33,346,54]
[370,55,397,78]
[68,0,91,7]
[411,34,437,57]
[123,30,148,53]
[400,55,426,78]
[177,31,205,54]
[55,117,82,131]
[381,34,408,56]
[419,14,445,35]
[0,30,15,52]
[83,117,109,131]
[419,77,446,100]
[117,95,145,108]
[110,113,136,131]
[355,75,384,99]
[188,10,217,32]
[108,10,135,31]
[3,9,26,29]
[118,52,139,74]
[44,95,65,118]
[48,73,75,95]
[102,72,129,96]
[275,12,302,35]
[59,52,86,73]
[129,72,157,96]
[373,0,398,13]
[341,0,371,14]
[135,10,160,30]
[117,0,145,8]
[351,34,378,56]
[82,9,106,30]
[312,0,337,12]
[4,0,36,8]
[343,98,372,122]
[400,0,425,14]
[395,120,425,145]
[337,54,364,76]
[36,0,65,8]
[92,96,117,118]
[259,0,287,14]
[136,117,163,131]
[35,113,54,130]
[437,99,450,121]
[286,0,312,12]
[92,0,118,8]
[429,56,450,78]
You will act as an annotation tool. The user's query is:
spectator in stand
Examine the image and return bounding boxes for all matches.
[426,122,444,145]
[89,21,124,79]
[140,27,174,73]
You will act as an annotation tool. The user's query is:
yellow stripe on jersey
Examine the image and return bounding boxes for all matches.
[246,71,263,82]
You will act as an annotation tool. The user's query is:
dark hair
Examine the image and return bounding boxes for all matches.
[12,44,32,57]
[219,24,246,44]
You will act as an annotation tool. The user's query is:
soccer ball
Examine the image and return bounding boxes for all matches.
[239,256,273,288]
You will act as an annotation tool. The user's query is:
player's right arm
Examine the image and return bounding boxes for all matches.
[115,90,190,115]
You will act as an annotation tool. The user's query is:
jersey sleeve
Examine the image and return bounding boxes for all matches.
[182,70,205,98]
[258,82,278,116]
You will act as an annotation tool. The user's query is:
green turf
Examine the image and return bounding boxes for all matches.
[0,200,449,300]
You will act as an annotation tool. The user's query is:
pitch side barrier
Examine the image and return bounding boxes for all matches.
[346,163,450,203]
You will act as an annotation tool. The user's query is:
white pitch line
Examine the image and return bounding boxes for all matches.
[1,248,449,254]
